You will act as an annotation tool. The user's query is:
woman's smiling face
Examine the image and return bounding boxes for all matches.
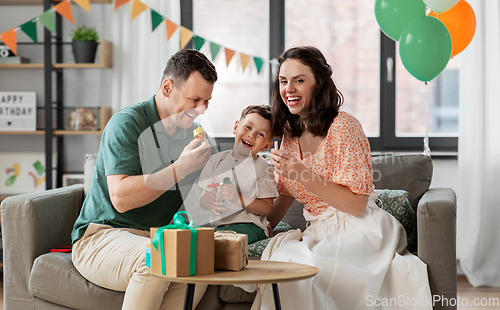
[278,59,317,118]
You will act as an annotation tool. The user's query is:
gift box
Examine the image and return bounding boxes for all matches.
[151,226,214,277]
[214,231,248,271]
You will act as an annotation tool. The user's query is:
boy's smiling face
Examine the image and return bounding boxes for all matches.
[232,113,273,158]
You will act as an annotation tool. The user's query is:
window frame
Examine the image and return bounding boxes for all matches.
[184,0,458,154]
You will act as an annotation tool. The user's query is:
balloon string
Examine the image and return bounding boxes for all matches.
[423,81,431,156]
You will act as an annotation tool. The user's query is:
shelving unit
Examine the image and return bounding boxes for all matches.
[0,0,112,190]
[0,106,112,135]
[0,39,113,69]
[0,0,111,4]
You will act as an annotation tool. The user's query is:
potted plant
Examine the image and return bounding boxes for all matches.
[70,25,99,63]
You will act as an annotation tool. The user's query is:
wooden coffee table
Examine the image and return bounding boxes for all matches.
[149,260,319,310]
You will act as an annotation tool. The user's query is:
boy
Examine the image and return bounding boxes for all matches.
[196,105,278,243]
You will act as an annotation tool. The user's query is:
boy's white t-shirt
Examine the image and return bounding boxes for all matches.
[196,150,278,236]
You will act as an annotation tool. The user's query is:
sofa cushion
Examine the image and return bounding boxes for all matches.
[248,222,293,257]
[375,189,417,254]
[372,154,432,210]
[29,252,124,310]
[219,285,256,303]
[84,154,97,197]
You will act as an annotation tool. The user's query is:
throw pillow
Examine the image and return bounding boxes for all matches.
[375,189,417,254]
[247,222,293,257]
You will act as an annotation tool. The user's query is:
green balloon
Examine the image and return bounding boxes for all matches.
[375,0,426,41]
[399,16,452,82]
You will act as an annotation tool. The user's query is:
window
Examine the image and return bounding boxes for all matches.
[284,0,380,136]
[187,0,459,152]
[396,48,459,136]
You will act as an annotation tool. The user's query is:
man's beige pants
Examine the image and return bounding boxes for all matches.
[72,223,207,310]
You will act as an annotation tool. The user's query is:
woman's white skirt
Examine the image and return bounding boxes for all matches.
[252,197,432,310]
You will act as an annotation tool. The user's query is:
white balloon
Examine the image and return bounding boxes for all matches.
[423,0,460,13]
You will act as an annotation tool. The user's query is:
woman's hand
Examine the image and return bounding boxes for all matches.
[199,188,225,215]
[270,148,307,183]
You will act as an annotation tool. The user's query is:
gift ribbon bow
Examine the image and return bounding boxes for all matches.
[152,211,198,276]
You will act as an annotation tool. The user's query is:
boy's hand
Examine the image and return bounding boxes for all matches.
[220,183,241,206]
[200,188,225,215]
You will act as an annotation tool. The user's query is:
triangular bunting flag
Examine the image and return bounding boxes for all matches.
[55,1,74,24]
[209,42,221,61]
[253,57,264,74]
[193,35,205,51]
[114,0,130,10]
[38,10,57,35]
[150,9,165,31]
[240,53,251,71]
[72,0,90,13]
[180,26,193,49]
[224,48,235,66]
[131,0,148,21]
[20,20,38,43]
[165,19,178,40]
[0,28,17,55]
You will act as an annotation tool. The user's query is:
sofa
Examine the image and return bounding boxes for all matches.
[1,154,457,310]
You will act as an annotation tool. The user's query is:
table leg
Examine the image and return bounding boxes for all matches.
[184,283,196,310]
[272,283,282,310]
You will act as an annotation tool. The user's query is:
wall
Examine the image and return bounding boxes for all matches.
[431,158,459,195]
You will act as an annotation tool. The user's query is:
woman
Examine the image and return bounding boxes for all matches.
[254,46,432,309]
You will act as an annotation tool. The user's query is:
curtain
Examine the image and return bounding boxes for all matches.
[97,0,180,111]
[458,0,500,287]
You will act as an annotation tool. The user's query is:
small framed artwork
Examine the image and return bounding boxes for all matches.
[0,152,56,194]
[62,174,84,187]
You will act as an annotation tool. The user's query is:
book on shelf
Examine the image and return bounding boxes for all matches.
[0,56,30,64]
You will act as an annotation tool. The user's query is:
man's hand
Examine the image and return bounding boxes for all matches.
[177,138,212,176]
[199,188,225,215]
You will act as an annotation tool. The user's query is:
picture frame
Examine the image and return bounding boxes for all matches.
[0,152,56,195]
[62,174,84,187]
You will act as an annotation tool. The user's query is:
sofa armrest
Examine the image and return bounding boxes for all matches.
[1,184,84,310]
[416,188,457,309]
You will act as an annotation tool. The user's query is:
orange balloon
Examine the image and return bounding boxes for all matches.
[429,0,476,57]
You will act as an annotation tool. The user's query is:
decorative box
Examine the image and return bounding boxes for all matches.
[214,231,248,271]
[150,226,214,277]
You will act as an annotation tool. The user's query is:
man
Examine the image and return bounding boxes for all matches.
[71,49,218,310]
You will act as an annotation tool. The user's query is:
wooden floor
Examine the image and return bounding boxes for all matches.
[0,274,497,309]
[456,276,500,309]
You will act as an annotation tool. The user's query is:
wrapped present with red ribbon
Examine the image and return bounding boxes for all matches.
[151,211,214,277]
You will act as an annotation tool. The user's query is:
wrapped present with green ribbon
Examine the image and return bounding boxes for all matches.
[151,211,214,277]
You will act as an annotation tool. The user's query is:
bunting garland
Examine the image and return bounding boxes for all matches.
[55,1,74,25]
[131,0,148,21]
[165,19,178,40]
[209,42,221,61]
[180,26,193,50]
[0,29,17,55]
[150,9,164,31]
[20,20,38,43]
[240,53,251,72]
[114,0,130,11]
[224,48,235,67]
[0,0,269,74]
[38,10,57,35]
[72,0,90,13]
[253,56,264,74]
[193,35,206,51]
